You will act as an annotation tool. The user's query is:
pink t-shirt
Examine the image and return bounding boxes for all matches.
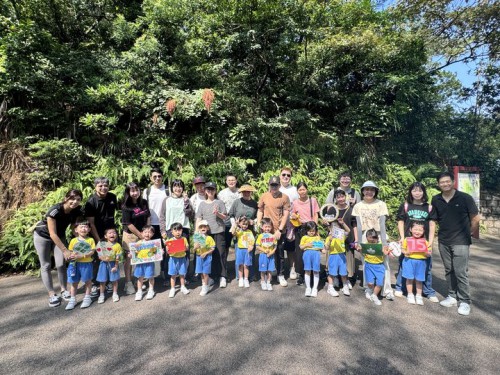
[292,197,320,223]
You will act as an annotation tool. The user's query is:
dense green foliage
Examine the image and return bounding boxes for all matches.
[0,0,498,272]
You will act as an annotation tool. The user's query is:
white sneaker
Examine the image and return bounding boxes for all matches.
[278,275,288,287]
[169,288,176,298]
[98,295,105,304]
[112,293,120,302]
[243,279,250,288]
[457,302,471,316]
[365,288,373,300]
[289,267,297,280]
[200,285,209,296]
[49,295,61,308]
[80,295,92,309]
[342,285,350,296]
[440,296,458,307]
[327,287,339,297]
[347,281,352,290]
[428,295,439,303]
[266,282,273,291]
[261,281,267,291]
[385,291,395,301]
[394,290,403,298]
[90,285,99,298]
[181,286,190,295]
[135,291,143,301]
[415,295,424,306]
[65,298,76,310]
[407,294,416,304]
[146,289,155,300]
[219,277,227,288]
[305,287,312,297]
[60,290,71,301]
[238,278,244,288]
[311,288,318,298]
[370,294,382,306]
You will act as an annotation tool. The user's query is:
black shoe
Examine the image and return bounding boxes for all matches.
[296,276,304,286]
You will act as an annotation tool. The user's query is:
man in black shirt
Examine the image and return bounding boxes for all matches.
[431,171,480,316]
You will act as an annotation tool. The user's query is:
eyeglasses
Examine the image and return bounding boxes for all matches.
[281,173,291,177]
[152,175,163,179]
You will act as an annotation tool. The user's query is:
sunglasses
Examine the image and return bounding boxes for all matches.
[152,175,163,179]
[281,173,291,177]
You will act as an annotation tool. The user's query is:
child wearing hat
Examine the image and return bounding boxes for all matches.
[193,220,216,296]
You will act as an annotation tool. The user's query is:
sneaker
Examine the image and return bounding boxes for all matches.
[385,291,395,301]
[169,288,176,298]
[407,294,416,304]
[347,281,352,290]
[65,298,76,310]
[278,275,288,287]
[238,278,244,288]
[370,294,382,306]
[219,277,227,288]
[261,281,267,291]
[49,295,61,307]
[98,295,105,304]
[327,287,339,297]
[296,276,304,286]
[342,285,350,296]
[135,291,143,301]
[394,290,403,298]
[311,288,318,298]
[146,289,155,300]
[289,267,297,280]
[266,282,273,291]
[457,302,471,316]
[80,295,92,309]
[112,293,120,302]
[428,295,440,303]
[90,285,99,298]
[365,288,373,300]
[415,295,424,306]
[181,286,190,295]
[124,281,136,295]
[440,296,458,307]
[106,283,113,293]
[60,290,71,302]
[243,279,250,288]
[200,285,209,296]
[305,287,312,297]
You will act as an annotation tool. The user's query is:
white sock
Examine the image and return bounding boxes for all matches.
[328,283,333,289]
[304,274,311,288]
[313,273,319,289]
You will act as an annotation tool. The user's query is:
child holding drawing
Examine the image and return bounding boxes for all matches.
[96,228,123,303]
[166,222,190,298]
[132,225,157,301]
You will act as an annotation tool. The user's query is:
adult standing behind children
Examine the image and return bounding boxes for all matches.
[34,189,83,307]
[431,171,479,316]
[84,177,118,298]
[195,182,228,288]
[256,176,291,287]
[352,181,395,300]
[190,176,206,213]
[325,171,361,206]
[218,173,241,251]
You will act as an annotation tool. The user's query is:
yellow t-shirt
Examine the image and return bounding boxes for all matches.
[235,230,255,249]
[68,237,95,263]
[256,233,277,254]
[363,241,384,264]
[402,237,429,260]
[326,236,346,254]
[195,235,216,255]
[300,235,323,251]
[166,237,189,258]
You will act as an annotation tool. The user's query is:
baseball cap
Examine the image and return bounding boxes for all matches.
[204,181,216,189]
[269,176,280,185]
[193,176,205,184]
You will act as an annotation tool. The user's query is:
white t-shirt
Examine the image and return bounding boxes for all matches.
[143,185,168,226]
[218,188,241,226]
[190,193,206,213]
[280,185,299,203]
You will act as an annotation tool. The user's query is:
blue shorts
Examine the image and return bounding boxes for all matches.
[67,262,93,283]
[365,262,385,287]
[168,257,188,276]
[195,254,212,275]
[134,263,155,278]
[96,261,120,283]
[328,253,347,276]
[236,248,253,267]
[402,258,426,281]
[258,253,276,272]
[303,250,321,272]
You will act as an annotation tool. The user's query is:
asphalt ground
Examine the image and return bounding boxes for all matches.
[0,236,498,375]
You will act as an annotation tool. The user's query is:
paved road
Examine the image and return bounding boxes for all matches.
[0,236,499,375]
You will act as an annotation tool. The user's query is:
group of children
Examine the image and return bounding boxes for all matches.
[64,213,431,310]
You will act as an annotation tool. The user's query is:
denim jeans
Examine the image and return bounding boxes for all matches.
[395,255,436,297]
[438,243,470,304]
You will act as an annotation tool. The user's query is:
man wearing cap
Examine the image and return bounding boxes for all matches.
[218,173,241,253]
[326,171,361,206]
[190,176,206,213]
[256,176,291,287]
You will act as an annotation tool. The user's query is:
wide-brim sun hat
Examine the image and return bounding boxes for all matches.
[198,220,209,228]
[238,184,256,193]
[361,180,378,190]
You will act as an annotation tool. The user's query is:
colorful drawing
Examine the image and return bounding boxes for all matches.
[260,233,276,252]
[129,239,163,265]
[72,240,93,257]
[331,227,345,239]
[405,238,429,253]
[311,240,325,250]
[96,241,115,261]
[361,243,383,256]
[240,231,255,249]
[193,233,206,248]
[165,238,187,255]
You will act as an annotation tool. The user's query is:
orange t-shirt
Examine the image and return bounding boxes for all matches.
[258,191,291,232]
